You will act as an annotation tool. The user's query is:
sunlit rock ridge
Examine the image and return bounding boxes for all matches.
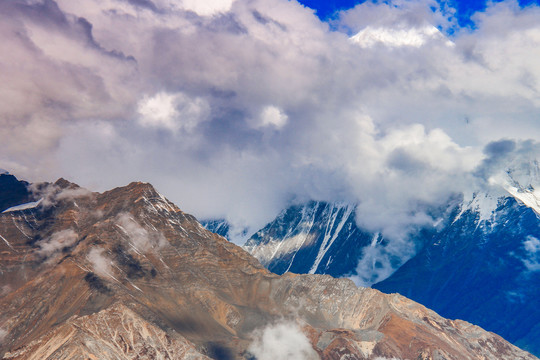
[0,173,536,359]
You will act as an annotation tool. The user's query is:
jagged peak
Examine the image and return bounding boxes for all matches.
[101,181,158,199]
[124,181,158,194]
[54,178,81,190]
[97,181,181,218]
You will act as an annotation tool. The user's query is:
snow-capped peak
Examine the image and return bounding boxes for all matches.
[488,160,540,216]
[0,169,9,175]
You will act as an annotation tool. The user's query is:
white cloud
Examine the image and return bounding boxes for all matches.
[87,247,114,278]
[137,92,210,133]
[351,25,452,48]
[349,233,417,287]
[523,235,540,271]
[181,0,237,16]
[248,321,318,360]
[36,229,78,258]
[258,106,288,129]
[29,183,92,208]
[116,212,168,252]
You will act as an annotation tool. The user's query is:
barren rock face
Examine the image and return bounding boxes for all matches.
[2,303,210,360]
[0,178,537,359]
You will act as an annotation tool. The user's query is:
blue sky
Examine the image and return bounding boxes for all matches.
[298,0,540,27]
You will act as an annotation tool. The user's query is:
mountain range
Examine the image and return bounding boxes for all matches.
[0,172,537,359]
[205,163,540,356]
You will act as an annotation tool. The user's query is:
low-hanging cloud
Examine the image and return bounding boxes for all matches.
[522,236,540,272]
[36,229,78,258]
[87,247,114,278]
[115,212,168,252]
[248,321,318,360]
[349,233,418,287]
[29,182,93,209]
[1,0,540,249]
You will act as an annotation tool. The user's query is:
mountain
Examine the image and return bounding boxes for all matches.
[0,175,535,359]
[373,194,540,355]
[243,202,370,277]
[241,200,440,286]
[200,219,250,244]
[0,172,33,213]
[201,219,232,239]
[239,164,540,356]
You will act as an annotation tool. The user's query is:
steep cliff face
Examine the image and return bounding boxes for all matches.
[244,202,369,277]
[2,303,210,360]
[0,176,536,359]
[241,200,437,286]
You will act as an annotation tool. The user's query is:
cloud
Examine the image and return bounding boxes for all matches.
[181,0,237,16]
[475,140,540,193]
[36,229,78,258]
[257,106,288,129]
[29,182,93,208]
[115,212,168,252]
[248,321,318,360]
[1,0,540,256]
[87,247,114,278]
[137,92,210,132]
[349,233,419,287]
[522,235,540,272]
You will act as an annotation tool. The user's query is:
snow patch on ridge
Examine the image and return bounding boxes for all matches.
[247,232,317,266]
[454,192,499,224]
[486,161,540,216]
[0,233,14,250]
[245,203,321,266]
[309,203,354,274]
[2,199,43,213]
[504,186,540,216]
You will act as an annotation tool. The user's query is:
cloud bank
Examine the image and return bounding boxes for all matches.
[1,0,540,247]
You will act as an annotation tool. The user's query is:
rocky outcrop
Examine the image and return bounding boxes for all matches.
[3,303,209,360]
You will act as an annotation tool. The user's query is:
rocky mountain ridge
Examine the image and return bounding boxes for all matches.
[0,173,537,359]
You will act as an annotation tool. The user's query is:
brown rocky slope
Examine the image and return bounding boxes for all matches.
[0,178,536,360]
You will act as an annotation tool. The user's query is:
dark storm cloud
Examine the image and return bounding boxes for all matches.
[126,0,159,12]
[475,140,540,187]
[484,139,517,157]
[386,148,429,175]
